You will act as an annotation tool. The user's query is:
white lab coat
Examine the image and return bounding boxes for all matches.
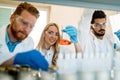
[38,47,54,66]
[113,34,120,70]
[80,31,114,71]
[78,31,115,80]
[0,26,34,65]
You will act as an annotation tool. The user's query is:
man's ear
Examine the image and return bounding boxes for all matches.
[90,25,93,30]
[10,14,15,23]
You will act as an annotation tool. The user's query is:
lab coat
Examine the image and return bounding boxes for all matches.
[80,31,114,71]
[38,47,54,66]
[113,34,120,70]
[0,26,34,65]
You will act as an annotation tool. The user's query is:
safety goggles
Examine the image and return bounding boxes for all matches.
[15,15,34,29]
[46,30,59,37]
[91,22,106,28]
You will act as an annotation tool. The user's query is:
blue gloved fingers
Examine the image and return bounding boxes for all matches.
[30,50,49,71]
[14,53,39,70]
[63,29,76,33]
[114,33,120,37]
[14,49,49,71]
[114,30,120,35]
[62,25,78,43]
[14,51,29,65]
[32,59,48,71]
[63,26,77,32]
[28,61,39,70]
[13,50,38,70]
[66,26,77,32]
[30,59,48,71]
[63,30,76,36]
[115,29,120,33]
[114,29,120,41]
[62,29,66,32]
[65,25,76,29]
[63,27,77,36]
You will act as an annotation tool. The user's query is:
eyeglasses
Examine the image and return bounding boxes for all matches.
[47,31,59,37]
[15,15,34,29]
[91,22,106,28]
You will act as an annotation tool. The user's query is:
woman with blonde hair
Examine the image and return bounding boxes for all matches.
[36,23,60,66]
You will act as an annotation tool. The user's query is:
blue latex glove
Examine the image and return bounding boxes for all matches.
[114,29,120,41]
[62,25,78,43]
[13,49,49,71]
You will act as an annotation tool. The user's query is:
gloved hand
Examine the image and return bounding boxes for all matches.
[62,25,78,44]
[114,29,120,41]
[13,49,49,71]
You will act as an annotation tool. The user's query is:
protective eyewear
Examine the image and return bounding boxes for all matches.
[46,31,59,37]
[15,15,34,29]
[91,22,106,28]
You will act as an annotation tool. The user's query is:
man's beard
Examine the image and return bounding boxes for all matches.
[10,23,28,41]
[92,28,105,37]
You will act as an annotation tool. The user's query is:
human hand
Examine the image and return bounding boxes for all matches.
[13,49,49,71]
[114,29,120,41]
[62,25,78,43]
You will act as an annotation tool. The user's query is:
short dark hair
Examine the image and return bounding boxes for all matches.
[91,10,106,24]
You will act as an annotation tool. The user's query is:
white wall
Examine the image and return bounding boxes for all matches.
[49,4,84,39]
[50,5,84,27]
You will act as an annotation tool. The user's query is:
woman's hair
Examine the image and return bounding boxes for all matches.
[36,23,60,65]
[13,2,39,18]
